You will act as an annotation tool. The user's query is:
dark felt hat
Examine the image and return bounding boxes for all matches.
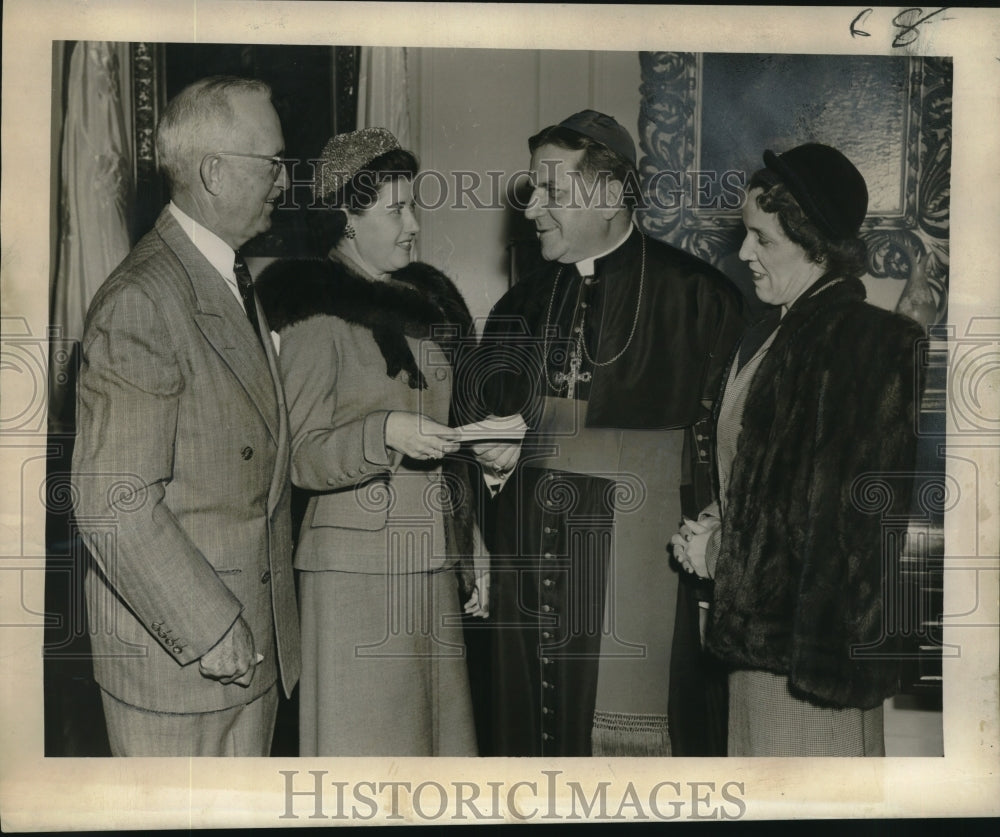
[763,143,868,239]
[537,109,637,167]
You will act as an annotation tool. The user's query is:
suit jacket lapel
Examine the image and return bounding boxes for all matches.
[155,210,280,442]
[257,297,291,515]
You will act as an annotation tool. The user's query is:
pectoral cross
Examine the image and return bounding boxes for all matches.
[553,345,591,399]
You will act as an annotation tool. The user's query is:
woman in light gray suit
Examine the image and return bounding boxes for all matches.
[258,128,480,756]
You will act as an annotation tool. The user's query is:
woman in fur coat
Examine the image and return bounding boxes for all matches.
[257,128,480,756]
[671,144,924,756]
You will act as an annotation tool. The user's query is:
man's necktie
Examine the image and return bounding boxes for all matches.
[234,252,266,352]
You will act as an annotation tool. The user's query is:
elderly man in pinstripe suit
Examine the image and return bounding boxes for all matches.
[71,76,300,756]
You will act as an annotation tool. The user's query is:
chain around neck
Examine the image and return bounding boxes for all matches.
[542,233,645,393]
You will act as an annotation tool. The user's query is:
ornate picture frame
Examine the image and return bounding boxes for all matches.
[637,53,951,304]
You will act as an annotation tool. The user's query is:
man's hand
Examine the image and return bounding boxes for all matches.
[198,615,257,687]
[472,441,521,475]
[471,437,521,477]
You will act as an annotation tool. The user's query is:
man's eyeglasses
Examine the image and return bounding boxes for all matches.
[207,151,287,179]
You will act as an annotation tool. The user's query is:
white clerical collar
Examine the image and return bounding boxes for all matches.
[168,202,241,301]
[574,224,635,277]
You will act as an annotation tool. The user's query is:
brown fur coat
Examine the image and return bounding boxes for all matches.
[706,276,925,709]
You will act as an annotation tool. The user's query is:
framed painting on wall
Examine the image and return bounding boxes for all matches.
[637,52,951,319]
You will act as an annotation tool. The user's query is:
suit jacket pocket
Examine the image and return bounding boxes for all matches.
[310,477,390,531]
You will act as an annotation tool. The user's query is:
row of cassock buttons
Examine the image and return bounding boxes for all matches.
[539,472,566,748]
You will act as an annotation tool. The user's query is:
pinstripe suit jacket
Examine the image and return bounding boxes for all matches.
[72,207,300,714]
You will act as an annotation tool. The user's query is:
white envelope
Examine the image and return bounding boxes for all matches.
[450,414,528,442]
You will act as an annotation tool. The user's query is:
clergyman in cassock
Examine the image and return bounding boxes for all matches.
[465,110,744,756]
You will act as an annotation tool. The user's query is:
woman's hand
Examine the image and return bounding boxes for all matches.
[463,571,490,619]
[385,412,460,461]
[670,515,721,579]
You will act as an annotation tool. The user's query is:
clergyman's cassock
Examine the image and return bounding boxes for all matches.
[468,224,743,756]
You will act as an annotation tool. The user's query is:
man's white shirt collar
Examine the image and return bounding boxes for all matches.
[168,202,281,354]
[168,202,242,303]
[573,223,634,278]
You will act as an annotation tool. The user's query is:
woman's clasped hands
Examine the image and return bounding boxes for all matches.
[669,510,722,580]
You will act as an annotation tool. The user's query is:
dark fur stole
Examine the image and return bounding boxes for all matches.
[257,255,473,390]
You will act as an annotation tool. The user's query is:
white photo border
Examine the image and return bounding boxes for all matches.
[1,1,997,828]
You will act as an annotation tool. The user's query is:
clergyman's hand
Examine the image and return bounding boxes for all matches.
[463,571,490,619]
[471,441,521,477]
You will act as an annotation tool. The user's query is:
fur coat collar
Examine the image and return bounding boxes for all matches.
[256,253,473,390]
